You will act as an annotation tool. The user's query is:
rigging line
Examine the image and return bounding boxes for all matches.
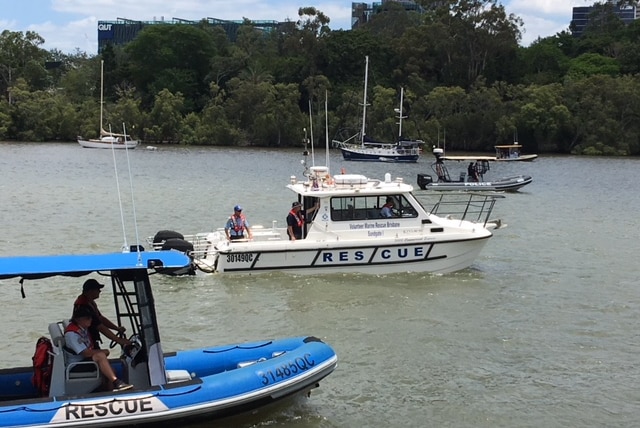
[110,123,129,252]
[122,122,142,265]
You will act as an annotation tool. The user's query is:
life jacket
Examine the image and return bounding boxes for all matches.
[31,336,53,397]
[64,321,94,353]
[229,214,247,233]
[73,296,101,347]
[289,210,304,227]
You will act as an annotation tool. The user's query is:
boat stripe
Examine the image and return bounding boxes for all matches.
[368,247,378,264]
[310,250,322,266]
[250,253,260,269]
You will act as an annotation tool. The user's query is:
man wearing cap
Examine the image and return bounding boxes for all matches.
[287,200,319,240]
[64,306,133,391]
[73,279,131,349]
[225,205,252,241]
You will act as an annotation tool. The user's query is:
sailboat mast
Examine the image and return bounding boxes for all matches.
[398,87,404,138]
[360,56,369,146]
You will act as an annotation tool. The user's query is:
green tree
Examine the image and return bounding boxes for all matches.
[125,25,217,111]
[144,89,185,142]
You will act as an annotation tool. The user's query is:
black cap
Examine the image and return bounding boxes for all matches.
[82,279,104,292]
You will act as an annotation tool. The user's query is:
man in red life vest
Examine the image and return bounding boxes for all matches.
[287,201,319,240]
[73,279,130,350]
[64,306,133,391]
[225,205,253,241]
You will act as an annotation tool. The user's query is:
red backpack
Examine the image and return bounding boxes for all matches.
[31,336,53,397]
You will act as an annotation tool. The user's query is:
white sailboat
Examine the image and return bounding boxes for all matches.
[77,60,138,149]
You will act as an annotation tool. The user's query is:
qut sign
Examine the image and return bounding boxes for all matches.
[98,24,113,31]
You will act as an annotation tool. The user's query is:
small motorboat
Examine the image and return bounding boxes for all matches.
[416,148,533,192]
[494,144,538,161]
[0,251,337,427]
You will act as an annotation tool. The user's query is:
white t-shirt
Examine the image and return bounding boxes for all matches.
[64,327,92,363]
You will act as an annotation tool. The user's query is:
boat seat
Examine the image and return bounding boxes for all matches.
[48,321,101,397]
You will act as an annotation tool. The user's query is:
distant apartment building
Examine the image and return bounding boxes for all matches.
[571,1,639,37]
[97,17,290,53]
[352,0,424,28]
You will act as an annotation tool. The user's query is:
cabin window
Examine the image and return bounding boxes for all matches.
[330,195,418,221]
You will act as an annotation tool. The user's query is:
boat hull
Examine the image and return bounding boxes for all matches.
[494,154,537,162]
[340,146,418,163]
[78,138,139,149]
[0,336,336,427]
[194,232,492,275]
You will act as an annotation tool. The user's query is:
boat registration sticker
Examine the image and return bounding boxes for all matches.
[51,395,169,423]
[257,353,315,385]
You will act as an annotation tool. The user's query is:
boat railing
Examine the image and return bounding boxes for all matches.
[426,193,505,227]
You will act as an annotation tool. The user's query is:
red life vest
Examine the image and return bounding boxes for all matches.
[64,321,94,352]
[289,210,303,227]
[229,214,247,232]
[31,337,53,397]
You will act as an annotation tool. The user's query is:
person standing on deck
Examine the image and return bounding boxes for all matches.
[287,201,319,240]
[225,205,253,241]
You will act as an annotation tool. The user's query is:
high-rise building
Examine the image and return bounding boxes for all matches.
[571,1,639,38]
[97,17,289,53]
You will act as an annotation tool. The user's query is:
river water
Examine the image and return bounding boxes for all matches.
[1,143,639,427]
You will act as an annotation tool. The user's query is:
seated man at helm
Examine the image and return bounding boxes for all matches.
[380,197,396,218]
[64,306,133,391]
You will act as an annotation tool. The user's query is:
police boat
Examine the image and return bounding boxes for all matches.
[0,250,337,427]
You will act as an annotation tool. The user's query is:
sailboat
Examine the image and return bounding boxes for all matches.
[77,60,139,149]
[332,56,422,163]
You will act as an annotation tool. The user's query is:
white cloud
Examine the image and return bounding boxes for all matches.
[509,0,587,16]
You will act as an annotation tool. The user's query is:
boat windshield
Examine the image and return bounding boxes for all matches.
[329,195,418,221]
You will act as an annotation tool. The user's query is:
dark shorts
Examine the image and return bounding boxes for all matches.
[230,235,245,241]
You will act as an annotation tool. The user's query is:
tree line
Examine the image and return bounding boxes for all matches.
[1,0,640,155]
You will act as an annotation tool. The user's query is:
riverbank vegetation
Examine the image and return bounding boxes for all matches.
[1,1,639,155]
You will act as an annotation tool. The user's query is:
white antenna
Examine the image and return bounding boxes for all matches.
[122,123,142,264]
[110,123,129,252]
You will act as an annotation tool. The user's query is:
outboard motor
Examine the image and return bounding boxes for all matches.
[417,174,433,190]
[153,231,196,275]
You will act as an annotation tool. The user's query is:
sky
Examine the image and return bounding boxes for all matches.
[0,0,590,54]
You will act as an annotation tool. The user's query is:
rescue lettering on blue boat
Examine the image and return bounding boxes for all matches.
[258,353,315,385]
[51,396,169,422]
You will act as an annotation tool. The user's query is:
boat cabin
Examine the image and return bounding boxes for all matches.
[495,144,522,159]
